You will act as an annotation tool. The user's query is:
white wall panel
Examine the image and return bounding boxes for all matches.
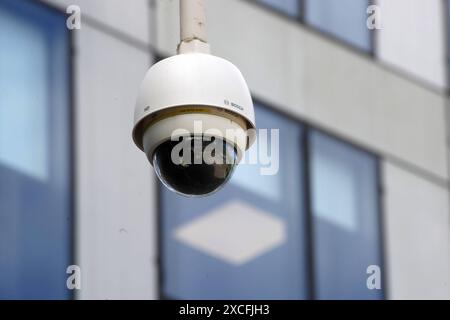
[42,0,152,45]
[383,162,450,299]
[376,0,446,89]
[75,25,156,299]
[156,0,448,181]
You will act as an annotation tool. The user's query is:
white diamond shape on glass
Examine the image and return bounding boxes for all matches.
[173,200,286,266]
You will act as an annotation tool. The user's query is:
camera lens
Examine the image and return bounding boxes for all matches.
[152,136,237,197]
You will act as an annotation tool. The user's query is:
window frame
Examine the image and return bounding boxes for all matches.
[156,95,387,300]
[42,0,77,301]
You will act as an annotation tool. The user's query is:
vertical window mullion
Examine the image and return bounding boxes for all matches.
[302,126,316,300]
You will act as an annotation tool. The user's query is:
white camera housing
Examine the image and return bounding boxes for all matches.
[132,0,256,197]
[133,53,256,160]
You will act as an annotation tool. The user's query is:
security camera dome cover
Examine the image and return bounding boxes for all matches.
[152,136,237,197]
[132,53,256,151]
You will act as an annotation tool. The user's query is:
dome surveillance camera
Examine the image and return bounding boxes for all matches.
[132,0,256,197]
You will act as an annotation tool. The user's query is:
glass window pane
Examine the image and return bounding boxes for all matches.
[0,0,72,299]
[231,128,283,201]
[310,131,383,299]
[0,9,48,180]
[256,0,300,17]
[305,0,371,51]
[161,104,308,299]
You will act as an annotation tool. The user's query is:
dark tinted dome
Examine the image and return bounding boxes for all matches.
[152,136,237,197]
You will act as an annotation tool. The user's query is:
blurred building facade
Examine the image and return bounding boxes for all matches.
[0,0,449,299]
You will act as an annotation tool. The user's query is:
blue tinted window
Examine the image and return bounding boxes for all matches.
[161,104,309,299]
[256,0,300,17]
[305,0,371,51]
[309,131,382,299]
[0,0,72,299]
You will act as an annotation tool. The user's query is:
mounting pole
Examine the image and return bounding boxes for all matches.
[178,0,211,54]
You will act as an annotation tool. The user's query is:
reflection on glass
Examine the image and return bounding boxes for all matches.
[312,148,358,231]
[0,7,48,180]
[231,128,281,201]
